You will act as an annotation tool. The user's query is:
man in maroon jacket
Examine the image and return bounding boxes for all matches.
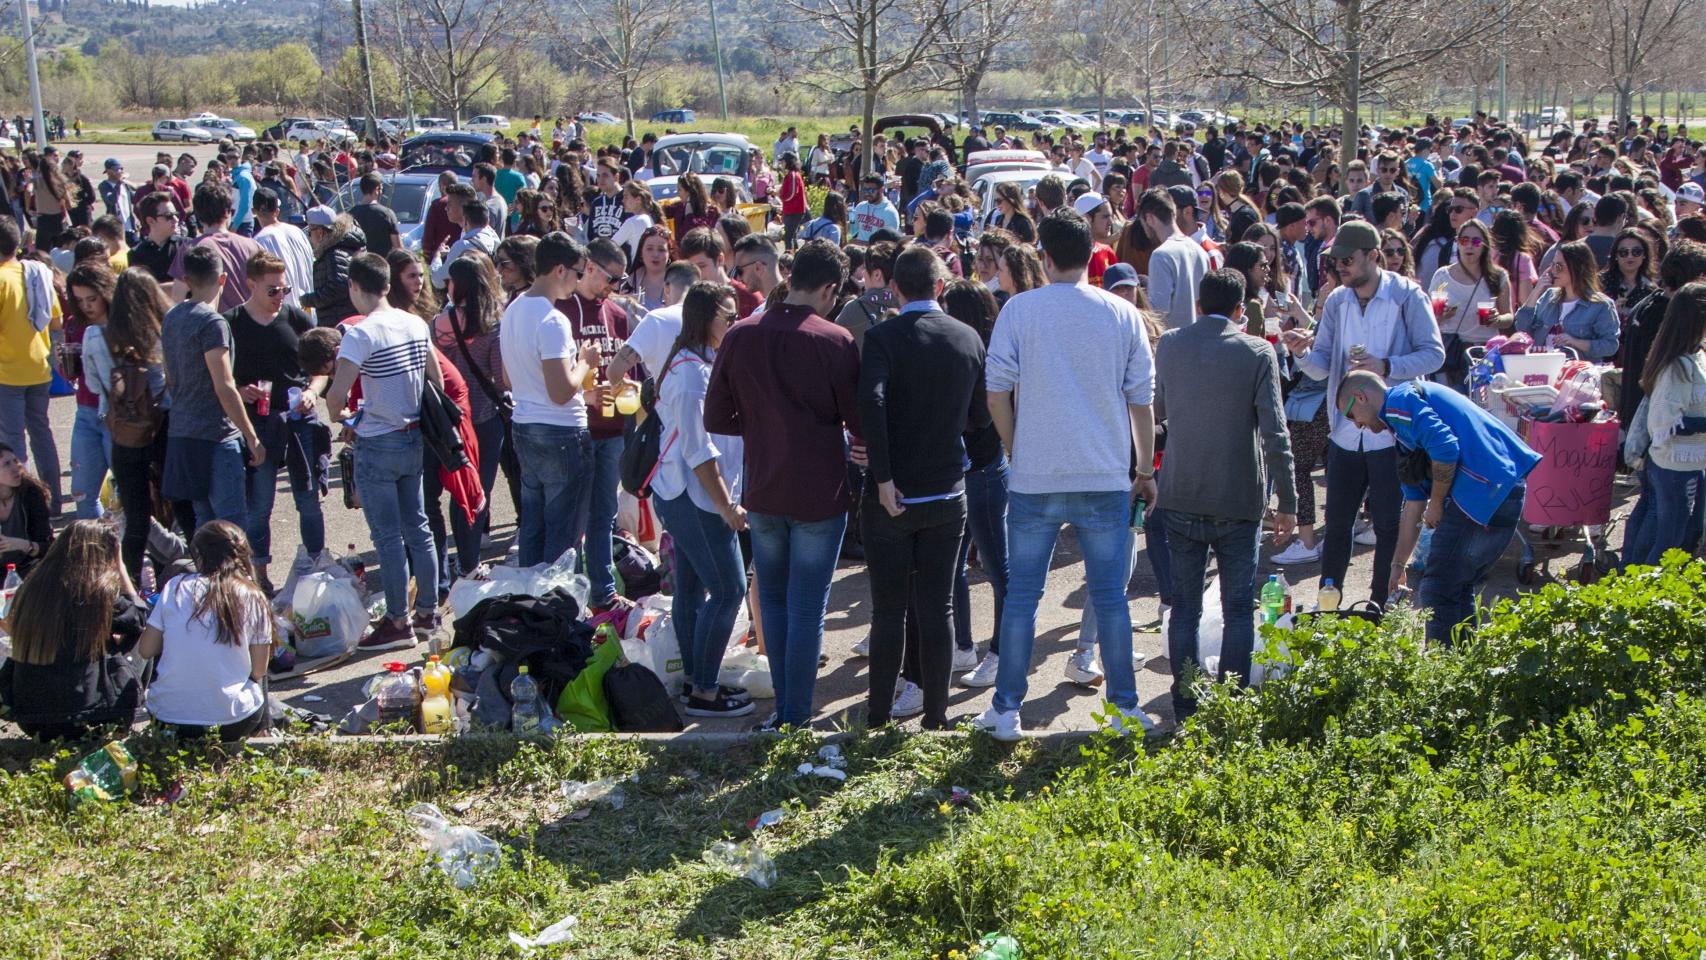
[705,239,860,730]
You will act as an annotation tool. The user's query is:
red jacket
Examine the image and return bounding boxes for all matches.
[433,347,485,526]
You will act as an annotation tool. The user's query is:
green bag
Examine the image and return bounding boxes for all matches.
[557,636,622,732]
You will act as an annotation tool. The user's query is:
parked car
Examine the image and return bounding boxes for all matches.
[284,120,355,143]
[185,111,221,125]
[201,118,257,141]
[972,169,1048,227]
[646,132,756,200]
[649,109,697,125]
[261,117,313,142]
[152,119,217,143]
[464,115,509,135]
[978,111,1044,132]
[578,111,621,125]
[331,171,458,252]
[963,149,1051,183]
[415,117,455,130]
[398,132,493,175]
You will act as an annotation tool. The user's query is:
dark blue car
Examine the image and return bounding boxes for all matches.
[399,132,494,175]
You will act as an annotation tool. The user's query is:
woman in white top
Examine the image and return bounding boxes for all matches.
[1628,283,1706,565]
[648,281,752,718]
[609,180,664,265]
[1427,218,1511,388]
[135,521,276,740]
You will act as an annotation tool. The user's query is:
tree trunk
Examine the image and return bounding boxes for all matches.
[623,77,635,138]
[963,73,981,127]
[1339,0,1360,192]
[861,88,877,184]
[1616,82,1631,130]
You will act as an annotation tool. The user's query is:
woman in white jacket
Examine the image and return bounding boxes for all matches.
[1629,282,1706,566]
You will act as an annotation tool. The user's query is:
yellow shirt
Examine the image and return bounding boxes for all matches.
[108,248,129,273]
[0,261,58,387]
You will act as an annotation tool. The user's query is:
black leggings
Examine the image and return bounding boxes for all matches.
[861,497,966,729]
[159,692,270,742]
[110,438,196,583]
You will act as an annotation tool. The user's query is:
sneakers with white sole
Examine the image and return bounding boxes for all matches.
[891,680,924,718]
[1064,647,1104,687]
[960,653,1000,687]
[1353,520,1378,546]
[971,704,1023,741]
[1109,705,1158,736]
[851,634,870,658]
[951,646,978,672]
[1271,539,1322,565]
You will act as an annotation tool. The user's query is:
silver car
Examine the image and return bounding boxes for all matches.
[152,119,217,143]
[331,172,461,252]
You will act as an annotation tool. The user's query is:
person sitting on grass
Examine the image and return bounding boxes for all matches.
[134,520,276,741]
[0,520,149,741]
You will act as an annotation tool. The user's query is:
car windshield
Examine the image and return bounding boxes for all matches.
[334,180,430,224]
[400,140,475,170]
[654,144,747,177]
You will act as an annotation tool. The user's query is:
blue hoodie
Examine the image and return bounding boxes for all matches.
[1381,380,1541,524]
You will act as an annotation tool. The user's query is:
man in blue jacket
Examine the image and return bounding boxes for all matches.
[1338,369,1541,645]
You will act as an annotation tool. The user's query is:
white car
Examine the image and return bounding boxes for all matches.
[202,118,257,141]
[152,119,217,143]
[185,111,221,125]
[973,169,1049,227]
[645,132,756,201]
[284,120,353,143]
[416,117,454,130]
[464,115,509,135]
[578,111,621,125]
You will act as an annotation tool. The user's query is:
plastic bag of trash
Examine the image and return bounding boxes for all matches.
[718,641,774,700]
[288,571,368,658]
[447,548,590,620]
[702,839,776,888]
[1194,576,1289,688]
[405,802,502,889]
[560,775,630,810]
[508,914,578,950]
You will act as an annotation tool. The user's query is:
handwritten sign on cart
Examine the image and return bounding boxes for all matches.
[1519,418,1619,527]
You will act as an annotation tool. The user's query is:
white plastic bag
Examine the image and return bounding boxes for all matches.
[289,571,369,658]
[619,594,684,691]
[405,803,503,889]
[718,642,774,699]
[273,545,355,615]
[1193,576,1285,687]
[447,548,589,620]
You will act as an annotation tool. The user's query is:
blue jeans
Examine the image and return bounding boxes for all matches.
[424,443,482,585]
[511,422,591,567]
[0,381,61,507]
[954,453,1009,654]
[472,415,505,537]
[1146,505,1175,607]
[244,419,326,565]
[584,433,626,604]
[1420,487,1524,646]
[1078,534,1139,651]
[69,403,110,519]
[993,491,1138,714]
[1633,464,1706,566]
[195,438,250,532]
[1163,512,1261,716]
[353,430,437,620]
[653,490,747,690]
[747,509,847,726]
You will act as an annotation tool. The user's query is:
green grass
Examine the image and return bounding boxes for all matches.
[7,555,1706,957]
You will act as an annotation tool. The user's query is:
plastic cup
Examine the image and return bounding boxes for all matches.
[1477,300,1496,324]
[255,379,273,416]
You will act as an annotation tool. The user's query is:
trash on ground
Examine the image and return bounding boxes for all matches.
[950,786,973,807]
[301,695,325,703]
[747,808,785,831]
[405,802,503,889]
[703,839,777,888]
[816,744,846,769]
[507,914,579,949]
[64,741,137,806]
[560,775,631,810]
[974,932,1022,959]
[795,761,847,782]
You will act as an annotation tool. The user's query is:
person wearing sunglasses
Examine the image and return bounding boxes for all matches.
[1512,239,1620,361]
[1427,219,1511,390]
[1282,220,1445,610]
[224,249,324,595]
[1337,368,1537,646]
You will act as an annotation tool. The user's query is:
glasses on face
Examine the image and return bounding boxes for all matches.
[265,284,291,296]
[1333,254,1360,268]
[592,261,627,286]
[1382,246,1406,257]
[1457,235,1485,247]
[1450,204,1476,215]
[733,259,760,276]
[1616,247,1645,259]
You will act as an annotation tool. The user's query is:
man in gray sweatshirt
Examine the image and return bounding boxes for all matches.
[1154,268,1296,722]
[975,208,1158,742]
[1140,187,1211,330]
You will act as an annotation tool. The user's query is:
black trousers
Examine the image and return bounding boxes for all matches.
[111,436,196,584]
[862,496,966,729]
[160,689,270,742]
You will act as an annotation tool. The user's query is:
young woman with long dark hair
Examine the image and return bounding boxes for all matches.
[678,172,721,234]
[777,152,809,250]
[1601,226,1658,320]
[1628,283,1706,565]
[1489,209,1539,305]
[433,253,510,548]
[64,262,116,520]
[1429,218,1511,387]
[801,190,847,246]
[1513,239,1620,361]
[625,224,676,311]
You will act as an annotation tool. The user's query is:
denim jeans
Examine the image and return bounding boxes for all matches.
[1633,464,1705,567]
[1078,534,1139,651]
[472,415,505,537]
[1419,486,1524,646]
[69,403,110,519]
[584,433,626,604]
[0,381,61,507]
[1146,505,1175,607]
[993,491,1138,714]
[353,430,437,620]
[1163,512,1261,716]
[954,453,1009,654]
[511,421,591,567]
[1322,443,1402,607]
[747,509,847,726]
[244,418,326,565]
[864,496,966,728]
[195,438,251,532]
[653,490,747,690]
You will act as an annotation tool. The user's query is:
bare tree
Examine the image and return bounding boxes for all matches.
[551,0,681,137]
[391,0,543,127]
[938,0,1025,125]
[1169,0,1544,184]
[1039,0,1139,127]
[776,0,955,164]
[1590,0,1695,127]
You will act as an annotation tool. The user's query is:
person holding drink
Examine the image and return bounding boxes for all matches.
[1512,240,1620,362]
[1426,219,1510,390]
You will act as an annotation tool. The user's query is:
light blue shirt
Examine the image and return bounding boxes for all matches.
[231,162,256,228]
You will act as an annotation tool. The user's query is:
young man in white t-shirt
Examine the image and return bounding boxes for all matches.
[606,259,699,383]
[497,231,601,566]
[325,252,446,650]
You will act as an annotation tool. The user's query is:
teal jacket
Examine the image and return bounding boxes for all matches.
[1381,381,1541,525]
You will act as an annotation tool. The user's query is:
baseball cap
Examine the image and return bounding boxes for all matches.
[103,157,123,171]
[1679,182,1705,205]
[1166,185,1197,214]
[1073,191,1109,216]
[1102,262,1139,289]
[1327,220,1381,259]
[305,205,338,228]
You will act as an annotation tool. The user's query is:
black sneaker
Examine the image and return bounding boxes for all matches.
[679,682,752,705]
[684,693,756,718]
[750,712,782,733]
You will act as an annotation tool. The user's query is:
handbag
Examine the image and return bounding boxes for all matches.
[448,306,514,419]
[618,353,692,497]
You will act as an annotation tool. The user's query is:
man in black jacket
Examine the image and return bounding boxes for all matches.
[858,245,989,728]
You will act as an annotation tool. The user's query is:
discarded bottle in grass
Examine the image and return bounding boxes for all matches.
[703,840,776,888]
[560,776,626,810]
[974,932,1022,959]
[420,656,453,735]
[510,666,542,734]
[1260,574,1285,625]
[376,661,419,730]
[748,808,785,831]
[406,803,503,889]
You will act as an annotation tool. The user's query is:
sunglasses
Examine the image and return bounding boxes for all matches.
[1449,204,1476,215]
[1333,254,1360,268]
[1382,246,1407,257]
[1616,247,1645,258]
[1457,235,1485,247]
[264,284,291,296]
[591,261,627,285]
[732,259,761,275]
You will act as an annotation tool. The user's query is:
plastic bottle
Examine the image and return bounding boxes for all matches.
[1,563,19,619]
[1276,571,1293,614]
[139,560,157,597]
[974,933,1022,960]
[420,656,454,735]
[346,544,366,581]
[510,665,542,733]
[1318,578,1342,612]
[1259,574,1285,625]
[376,661,419,730]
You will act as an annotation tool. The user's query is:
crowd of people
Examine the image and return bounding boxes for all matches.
[2,105,1706,742]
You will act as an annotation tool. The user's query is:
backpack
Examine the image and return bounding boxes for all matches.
[618,354,694,497]
[602,661,683,732]
[105,360,162,448]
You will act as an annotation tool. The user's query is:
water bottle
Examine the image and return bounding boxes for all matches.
[1259,574,1285,625]
[510,665,542,734]
[1318,578,1342,612]
[1276,571,1293,614]
[1,563,20,619]
[375,661,419,730]
[139,560,157,596]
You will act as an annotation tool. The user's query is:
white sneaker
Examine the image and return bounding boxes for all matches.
[851,634,870,658]
[1272,539,1322,565]
[1064,647,1104,687]
[971,705,1023,741]
[1353,520,1378,546]
[960,653,1000,688]
[951,646,978,672]
[1133,652,1150,673]
[891,680,924,718]
[1108,705,1158,735]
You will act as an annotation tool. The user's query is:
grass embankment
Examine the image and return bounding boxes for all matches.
[4,555,1706,957]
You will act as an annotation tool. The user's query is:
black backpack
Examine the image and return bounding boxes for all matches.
[618,353,695,497]
[602,662,683,732]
